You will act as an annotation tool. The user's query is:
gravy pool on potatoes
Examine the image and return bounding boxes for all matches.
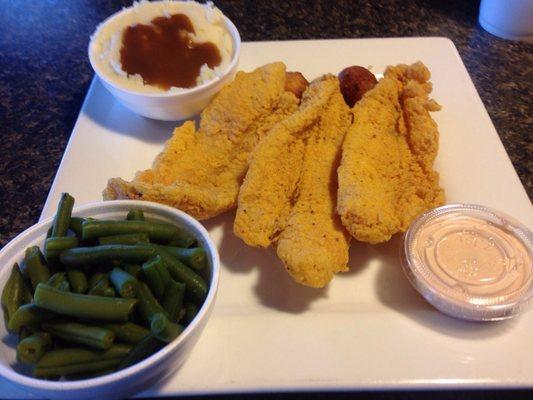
[121,13,222,90]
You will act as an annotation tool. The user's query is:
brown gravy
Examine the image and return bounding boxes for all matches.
[120,13,222,90]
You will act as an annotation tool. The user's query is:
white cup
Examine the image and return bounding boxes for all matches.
[479,0,533,42]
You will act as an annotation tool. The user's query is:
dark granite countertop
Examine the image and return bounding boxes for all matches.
[0,1,532,399]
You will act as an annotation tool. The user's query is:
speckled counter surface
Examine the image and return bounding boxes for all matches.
[0,0,532,398]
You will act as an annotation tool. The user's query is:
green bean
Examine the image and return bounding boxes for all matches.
[136,282,167,325]
[2,297,11,323]
[117,334,164,371]
[35,345,131,378]
[88,272,106,290]
[25,246,51,290]
[17,257,29,279]
[37,344,131,368]
[45,236,79,259]
[88,279,108,296]
[69,217,86,239]
[101,322,150,345]
[162,280,186,322]
[37,358,121,378]
[17,332,52,364]
[124,264,141,279]
[43,322,115,350]
[1,263,24,322]
[140,244,206,293]
[154,256,172,283]
[156,247,207,303]
[2,194,209,380]
[88,275,115,297]
[22,283,33,304]
[46,272,70,292]
[98,233,150,246]
[7,304,58,333]
[102,287,116,297]
[82,220,194,245]
[34,284,137,322]
[126,209,145,221]
[167,235,196,248]
[182,303,199,326]
[50,192,75,237]
[162,246,207,271]
[60,245,156,268]
[109,267,137,298]
[150,313,184,343]
[66,268,88,294]
[19,326,34,341]
[142,256,165,299]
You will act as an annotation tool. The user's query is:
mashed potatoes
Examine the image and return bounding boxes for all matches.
[89,1,233,93]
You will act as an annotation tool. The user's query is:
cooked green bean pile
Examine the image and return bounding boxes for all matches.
[1,193,209,380]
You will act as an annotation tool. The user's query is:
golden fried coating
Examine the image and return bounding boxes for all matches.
[337,61,444,244]
[104,62,299,219]
[235,75,351,287]
[234,75,340,247]
[277,75,352,288]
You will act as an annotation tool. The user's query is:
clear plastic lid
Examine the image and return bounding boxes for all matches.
[401,204,533,321]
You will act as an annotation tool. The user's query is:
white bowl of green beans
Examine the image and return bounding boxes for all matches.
[0,196,220,399]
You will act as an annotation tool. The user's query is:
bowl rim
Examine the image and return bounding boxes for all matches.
[88,0,242,98]
[0,200,220,392]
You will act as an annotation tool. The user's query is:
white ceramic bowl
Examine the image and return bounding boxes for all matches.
[0,200,220,399]
[88,2,241,121]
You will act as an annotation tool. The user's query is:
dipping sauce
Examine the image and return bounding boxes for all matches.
[402,204,533,321]
[120,13,222,90]
[89,1,233,94]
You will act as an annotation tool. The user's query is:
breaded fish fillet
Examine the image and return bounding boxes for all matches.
[104,62,299,220]
[337,61,444,244]
[234,77,342,248]
[235,75,351,287]
[277,76,352,288]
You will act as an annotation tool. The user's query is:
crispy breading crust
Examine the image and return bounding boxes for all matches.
[234,77,343,248]
[276,76,352,288]
[337,61,444,244]
[235,75,351,287]
[104,63,299,220]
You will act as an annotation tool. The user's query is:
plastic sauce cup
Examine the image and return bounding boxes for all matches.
[401,204,533,321]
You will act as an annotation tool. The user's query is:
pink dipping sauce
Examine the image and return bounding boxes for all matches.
[402,204,533,321]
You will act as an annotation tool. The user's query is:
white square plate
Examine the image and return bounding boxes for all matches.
[2,38,532,398]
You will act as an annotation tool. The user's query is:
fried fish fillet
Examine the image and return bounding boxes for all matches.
[234,76,342,248]
[235,75,352,287]
[104,62,299,220]
[337,61,444,244]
